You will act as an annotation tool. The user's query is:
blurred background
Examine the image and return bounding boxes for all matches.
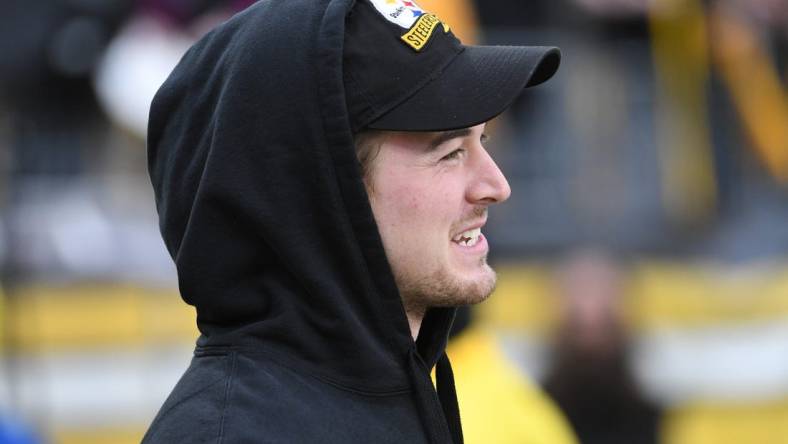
[0,0,786,442]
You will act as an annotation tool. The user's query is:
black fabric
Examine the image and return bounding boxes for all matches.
[343,0,463,131]
[436,354,463,444]
[342,0,560,132]
[144,0,462,442]
[366,44,560,131]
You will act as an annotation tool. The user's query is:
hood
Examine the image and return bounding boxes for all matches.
[148,0,456,396]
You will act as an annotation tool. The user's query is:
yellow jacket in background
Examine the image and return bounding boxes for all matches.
[447,327,578,444]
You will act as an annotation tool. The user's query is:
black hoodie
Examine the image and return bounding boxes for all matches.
[143,0,462,442]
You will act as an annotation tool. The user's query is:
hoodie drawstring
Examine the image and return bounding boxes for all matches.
[406,347,464,444]
[436,353,463,444]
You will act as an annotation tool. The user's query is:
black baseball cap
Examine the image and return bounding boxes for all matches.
[343,0,560,132]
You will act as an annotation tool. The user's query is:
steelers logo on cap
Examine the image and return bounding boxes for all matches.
[367,0,450,51]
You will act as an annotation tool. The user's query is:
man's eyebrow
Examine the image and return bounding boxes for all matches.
[426,128,472,152]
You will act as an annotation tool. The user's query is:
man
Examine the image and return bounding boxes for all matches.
[544,248,662,444]
[143,0,559,442]
[358,124,509,339]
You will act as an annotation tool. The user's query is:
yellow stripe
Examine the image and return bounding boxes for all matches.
[477,264,559,335]
[481,262,788,333]
[5,284,197,352]
[5,261,788,352]
[52,426,146,444]
[628,262,788,330]
[663,398,788,444]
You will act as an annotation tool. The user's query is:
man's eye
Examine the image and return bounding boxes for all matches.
[440,149,464,162]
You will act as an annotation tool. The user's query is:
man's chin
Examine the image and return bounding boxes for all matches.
[396,261,498,311]
[463,271,497,305]
[438,265,498,307]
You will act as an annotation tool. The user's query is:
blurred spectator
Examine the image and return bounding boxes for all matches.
[95,0,256,138]
[0,0,133,172]
[543,248,662,444]
[0,0,134,284]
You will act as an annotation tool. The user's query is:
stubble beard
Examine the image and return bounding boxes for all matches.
[395,254,498,320]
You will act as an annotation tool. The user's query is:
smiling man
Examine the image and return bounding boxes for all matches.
[144,0,559,442]
[360,124,511,338]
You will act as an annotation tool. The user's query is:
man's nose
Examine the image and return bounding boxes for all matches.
[467,147,511,205]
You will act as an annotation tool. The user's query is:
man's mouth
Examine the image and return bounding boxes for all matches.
[451,227,482,247]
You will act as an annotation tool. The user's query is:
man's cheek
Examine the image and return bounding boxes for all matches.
[390,186,426,215]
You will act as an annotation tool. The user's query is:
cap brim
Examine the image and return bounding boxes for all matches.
[366,45,560,132]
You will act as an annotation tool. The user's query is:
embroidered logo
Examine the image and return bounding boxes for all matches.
[368,0,450,51]
[401,13,446,51]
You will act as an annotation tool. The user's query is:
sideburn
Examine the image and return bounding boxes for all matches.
[353,130,386,193]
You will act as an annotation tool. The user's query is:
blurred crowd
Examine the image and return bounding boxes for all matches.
[0,0,786,442]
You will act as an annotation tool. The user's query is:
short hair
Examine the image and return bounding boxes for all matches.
[353,130,385,183]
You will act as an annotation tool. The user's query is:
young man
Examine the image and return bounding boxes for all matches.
[358,123,510,339]
[144,0,559,442]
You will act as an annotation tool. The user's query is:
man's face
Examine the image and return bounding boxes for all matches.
[365,123,511,315]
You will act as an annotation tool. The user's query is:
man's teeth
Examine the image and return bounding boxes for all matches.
[452,228,482,246]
